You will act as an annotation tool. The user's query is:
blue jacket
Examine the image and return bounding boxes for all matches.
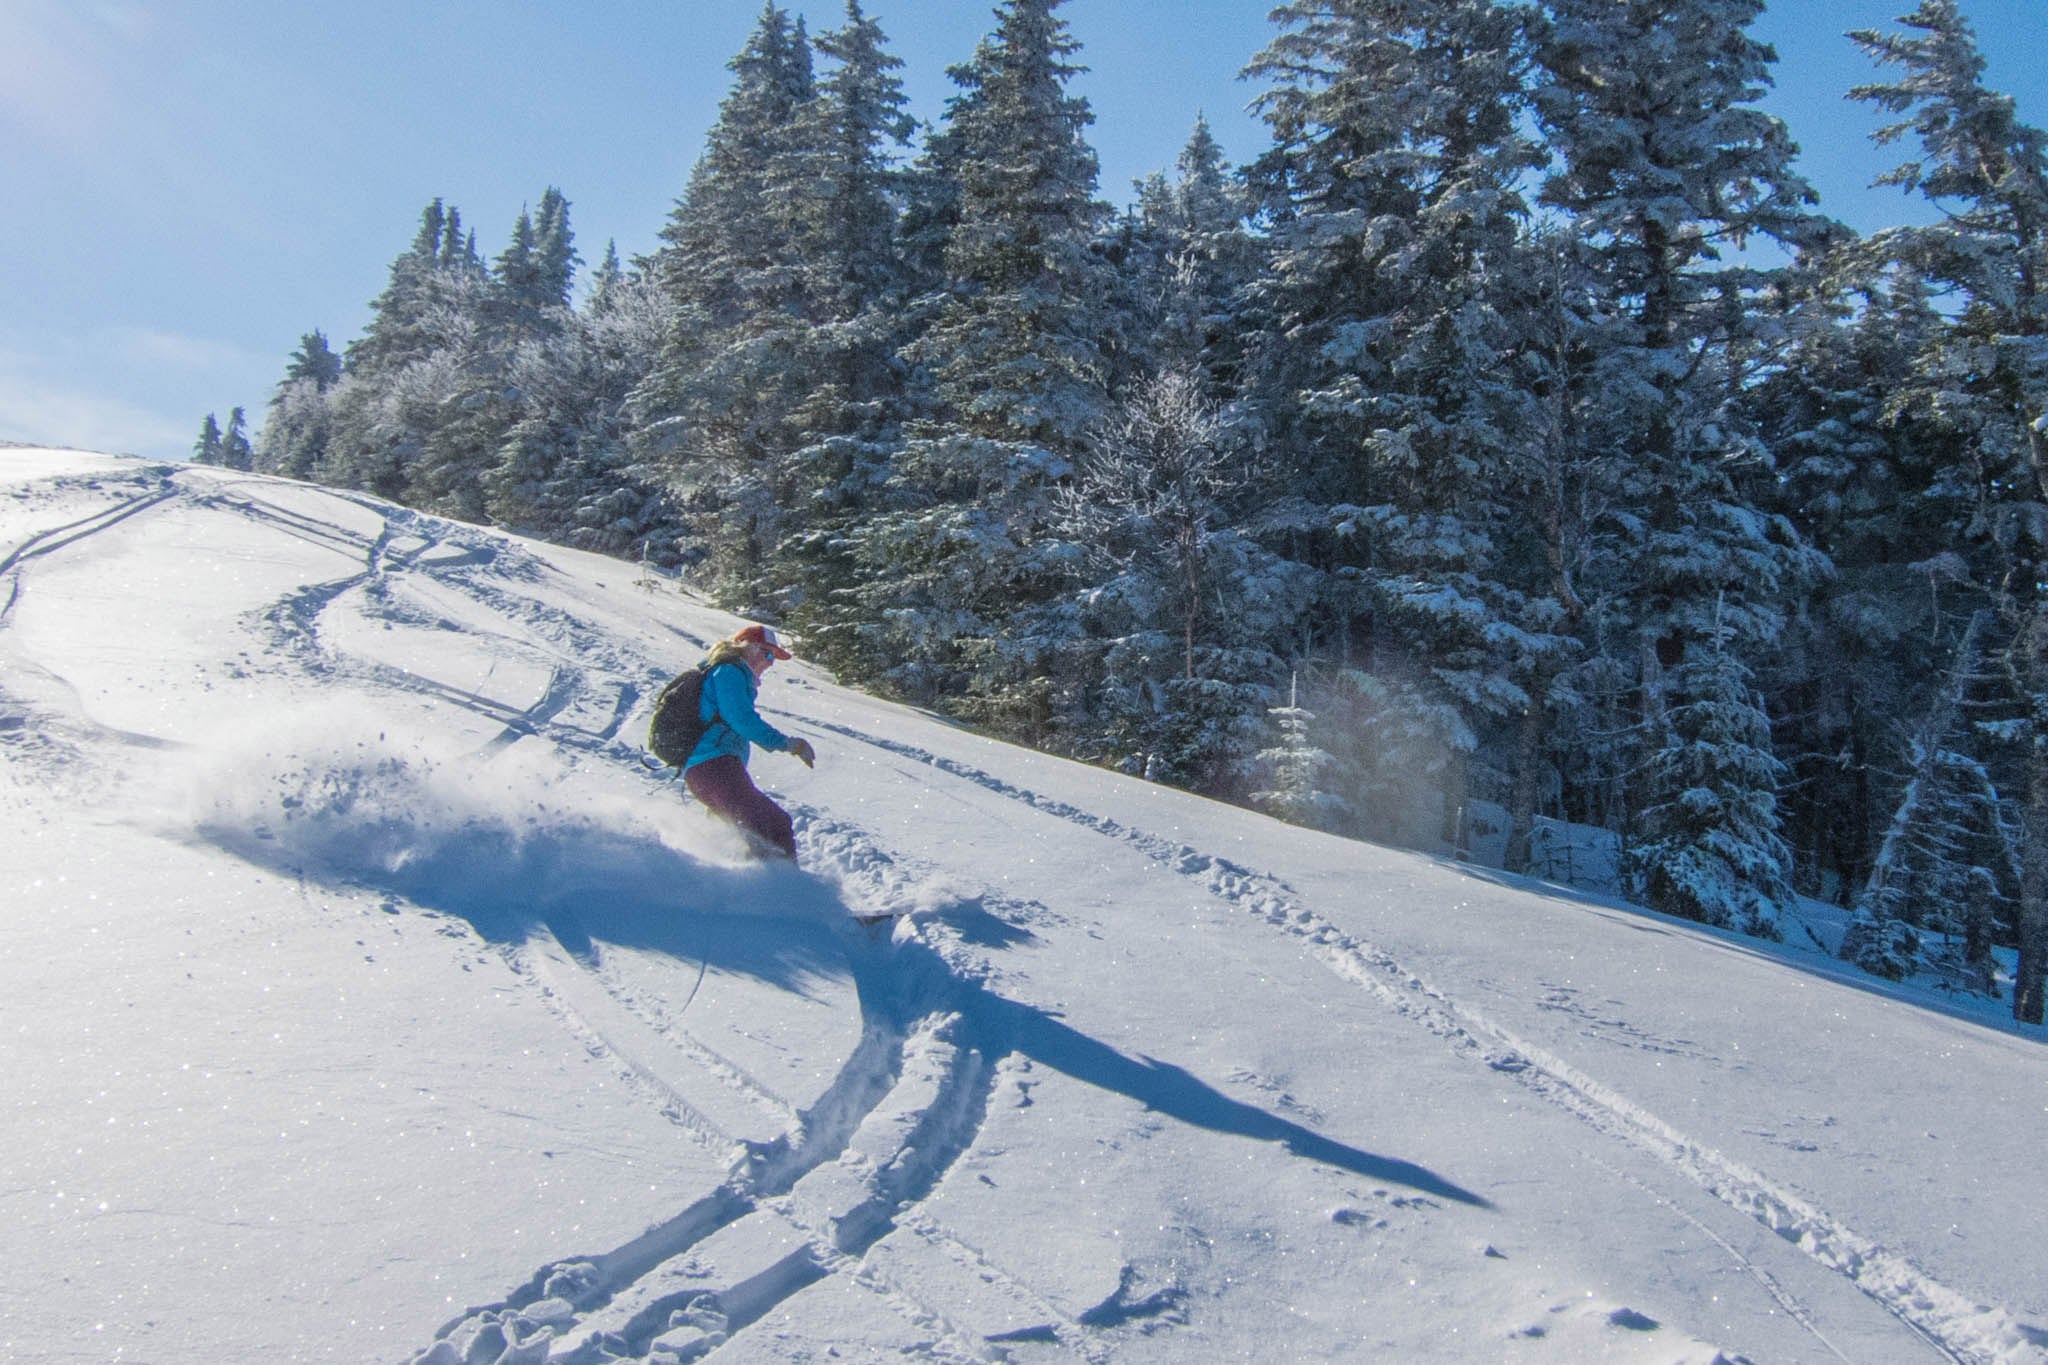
[685,661,792,770]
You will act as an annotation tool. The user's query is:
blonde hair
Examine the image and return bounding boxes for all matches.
[704,638,751,669]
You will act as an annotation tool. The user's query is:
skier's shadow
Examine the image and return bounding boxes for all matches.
[564,886,1486,1208]
[1001,994,1491,1207]
[864,942,1492,1210]
[202,814,847,998]
[207,813,1486,1208]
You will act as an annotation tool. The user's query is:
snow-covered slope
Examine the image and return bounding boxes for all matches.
[4,450,2044,1365]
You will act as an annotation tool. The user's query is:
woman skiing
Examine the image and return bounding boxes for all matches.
[684,624,816,860]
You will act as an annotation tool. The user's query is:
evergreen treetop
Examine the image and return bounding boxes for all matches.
[285,331,343,389]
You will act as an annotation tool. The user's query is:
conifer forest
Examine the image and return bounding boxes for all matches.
[207,0,2048,1023]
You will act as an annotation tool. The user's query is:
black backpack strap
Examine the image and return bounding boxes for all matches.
[696,659,721,727]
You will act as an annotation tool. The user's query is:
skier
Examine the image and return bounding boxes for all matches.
[683,624,816,860]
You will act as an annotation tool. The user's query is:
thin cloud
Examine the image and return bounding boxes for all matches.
[0,349,197,460]
[0,2,114,150]
[104,326,273,377]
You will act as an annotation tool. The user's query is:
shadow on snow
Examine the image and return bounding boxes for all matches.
[857,941,1492,1209]
[202,809,1484,1207]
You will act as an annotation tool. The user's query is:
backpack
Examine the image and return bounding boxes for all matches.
[647,663,715,768]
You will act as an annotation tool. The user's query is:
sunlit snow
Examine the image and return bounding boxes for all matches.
[3,448,2044,1364]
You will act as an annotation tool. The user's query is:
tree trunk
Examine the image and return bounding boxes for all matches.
[1441,747,1468,854]
[2020,425,2048,1024]
[2018,601,2048,1025]
[1505,682,1548,874]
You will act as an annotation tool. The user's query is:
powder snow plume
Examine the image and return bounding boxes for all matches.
[170,702,824,933]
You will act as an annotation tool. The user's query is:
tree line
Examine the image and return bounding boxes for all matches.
[200,0,2048,1023]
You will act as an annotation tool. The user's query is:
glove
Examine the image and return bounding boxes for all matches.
[788,737,816,768]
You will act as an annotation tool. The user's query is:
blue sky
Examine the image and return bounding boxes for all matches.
[3,0,2044,465]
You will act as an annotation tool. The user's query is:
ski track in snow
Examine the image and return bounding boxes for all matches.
[1,469,181,641]
[507,929,788,1158]
[7,469,2033,1363]
[406,804,1120,1365]
[0,492,179,582]
[523,916,802,1139]
[802,719,2033,1365]
[120,482,1110,1362]
[0,466,190,771]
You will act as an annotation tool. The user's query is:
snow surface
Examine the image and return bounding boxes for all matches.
[3,449,2045,1365]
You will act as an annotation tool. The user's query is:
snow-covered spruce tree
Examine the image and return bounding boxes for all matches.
[533,187,577,317]
[219,408,254,472]
[191,408,254,471]
[1241,0,1577,852]
[406,253,517,523]
[1252,675,1354,832]
[1052,368,1309,790]
[488,189,578,346]
[1849,0,2048,1020]
[800,0,916,322]
[254,331,343,480]
[406,195,579,524]
[768,0,924,654]
[192,413,223,466]
[1122,116,1261,397]
[1840,612,2020,987]
[632,4,821,602]
[1089,116,1252,403]
[1756,256,1966,898]
[1533,0,1836,928]
[322,200,488,502]
[1484,227,1621,870]
[1626,604,1793,935]
[343,200,479,379]
[486,265,678,557]
[1044,124,1274,789]
[843,0,1112,735]
[585,240,626,309]
[288,329,343,389]
[492,207,544,331]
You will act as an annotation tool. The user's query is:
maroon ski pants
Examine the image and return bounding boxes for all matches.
[684,754,797,861]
